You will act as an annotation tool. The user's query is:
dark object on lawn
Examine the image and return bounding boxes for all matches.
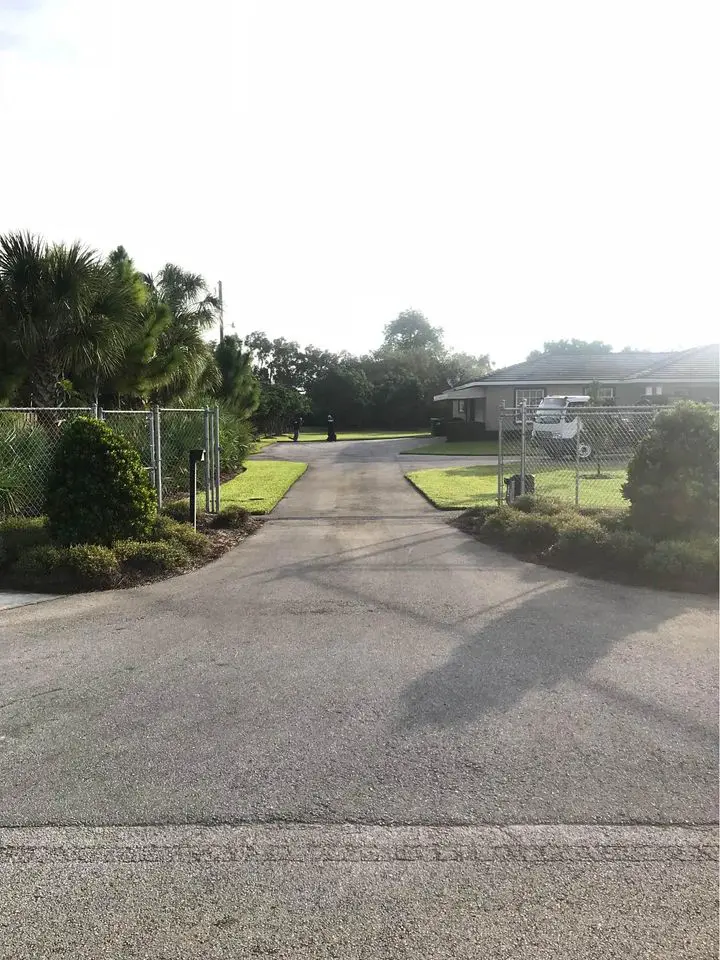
[327,415,337,442]
[188,448,205,530]
[505,473,535,503]
[292,416,302,442]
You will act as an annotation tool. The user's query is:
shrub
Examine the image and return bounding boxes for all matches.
[549,515,609,565]
[46,418,157,546]
[0,516,50,567]
[578,507,631,532]
[477,507,519,543]
[455,505,498,533]
[641,538,719,591]
[512,495,564,516]
[12,544,65,579]
[503,512,563,553]
[212,504,252,530]
[623,401,719,540]
[218,411,254,475]
[601,529,654,568]
[152,516,210,557]
[11,542,119,589]
[65,544,120,587]
[162,499,192,523]
[115,539,191,574]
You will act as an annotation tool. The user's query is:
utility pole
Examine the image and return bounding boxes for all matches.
[218,280,224,342]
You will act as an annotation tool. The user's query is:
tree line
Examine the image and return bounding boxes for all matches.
[6,232,645,436]
[0,232,492,433]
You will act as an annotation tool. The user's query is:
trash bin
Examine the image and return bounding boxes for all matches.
[504,474,535,503]
[430,418,445,437]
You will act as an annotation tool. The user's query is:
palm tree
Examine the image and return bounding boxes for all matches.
[142,264,221,404]
[212,334,260,416]
[0,232,145,407]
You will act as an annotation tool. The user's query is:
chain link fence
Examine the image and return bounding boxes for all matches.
[0,406,221,518]
[498,404,664,510]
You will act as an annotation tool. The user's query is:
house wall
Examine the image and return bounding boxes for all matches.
[484,386,516,430]
[615,382,719,405]
[481,381,719,429]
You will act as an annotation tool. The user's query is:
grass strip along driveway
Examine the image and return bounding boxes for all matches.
[275,430,430,443]
[400,439,499,456]
[406,464,629,510]
[220,461,307,514]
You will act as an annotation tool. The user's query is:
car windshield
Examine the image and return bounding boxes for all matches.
[535,399,564,423]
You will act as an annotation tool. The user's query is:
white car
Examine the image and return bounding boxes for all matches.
[531,395,592,459]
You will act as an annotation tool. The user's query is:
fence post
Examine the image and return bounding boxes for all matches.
[497,413,504,504]
[209,408,216,512]
[575,413,581,506]
[153,404,163,509]
[148,408,157,496]
[520,400,527,496]
[214,405,221,512]
[203,407,211,513]
[90,401,98,419]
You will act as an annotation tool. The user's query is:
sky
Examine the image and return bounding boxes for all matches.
[0,0,717,368]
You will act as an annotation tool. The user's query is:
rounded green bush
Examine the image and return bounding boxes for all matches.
[623,401,719,540]
[46,418,157,546]
[115,539,191,574]
[0,516,49,567]
[212,504,252,530]
[152,516,210,557]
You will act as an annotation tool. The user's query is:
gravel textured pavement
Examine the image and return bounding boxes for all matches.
[0,438,717,956]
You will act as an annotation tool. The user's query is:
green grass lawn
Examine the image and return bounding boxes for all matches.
[274,430,430,443]
[220,461,307,514]
[406,464,629,510]
[251,437,279,453]
[400,439,499,456]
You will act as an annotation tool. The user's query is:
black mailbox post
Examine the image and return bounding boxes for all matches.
[189,448,206,529]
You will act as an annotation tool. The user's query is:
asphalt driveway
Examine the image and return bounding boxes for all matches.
[0,437,717,957]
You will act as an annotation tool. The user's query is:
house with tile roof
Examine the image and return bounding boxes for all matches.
[433,345,719,435]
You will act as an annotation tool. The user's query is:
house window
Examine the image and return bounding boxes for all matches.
[456,400,466,418]
[585,385,615,401]
[514,388,545,422]
[645,385,663,396]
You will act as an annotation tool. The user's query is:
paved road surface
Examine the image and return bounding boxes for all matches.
[0,438,717,957]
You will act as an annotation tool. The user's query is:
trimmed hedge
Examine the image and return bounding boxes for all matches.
[641,539,719,592]
[152,516,210,557]
[0,516,50,566]
[11,543,120,589]
[113,539,191,573]
[459,497,717,594]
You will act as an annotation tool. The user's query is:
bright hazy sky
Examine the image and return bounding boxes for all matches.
[1,0,717,367]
